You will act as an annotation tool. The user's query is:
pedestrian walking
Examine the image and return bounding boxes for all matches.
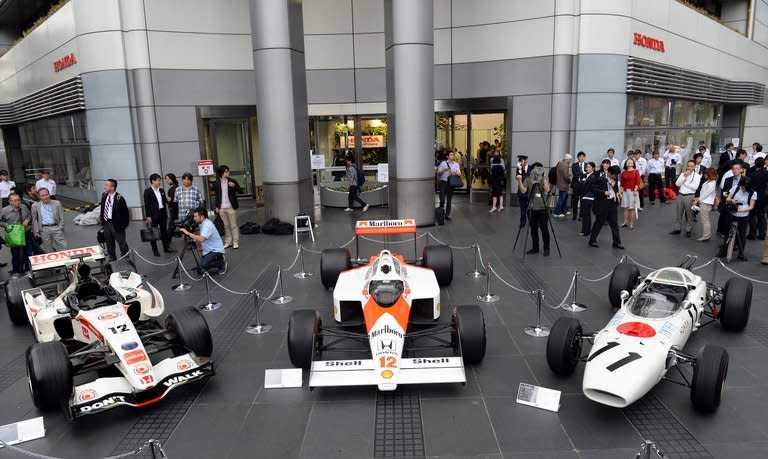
[1,193,33,273]
[143,173,174,256]
[436,151,461,220]
[31,187,66,252]
[345,157,369,212]
[100,179,130,261]
[213,165,243,249]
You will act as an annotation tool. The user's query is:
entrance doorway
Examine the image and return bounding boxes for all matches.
[202,119,253,196]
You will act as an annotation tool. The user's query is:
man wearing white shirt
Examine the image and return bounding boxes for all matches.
[753,143,765,163]
[35,170,56,200]
[603,148,620,167]
[663,147,682,191]
[633,149,648,210]
[698,144,712,168]
[670,160,701,238]
[0,169,16,207]
[647,150,666,205]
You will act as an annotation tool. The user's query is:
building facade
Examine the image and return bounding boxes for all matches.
[1,0,767,221]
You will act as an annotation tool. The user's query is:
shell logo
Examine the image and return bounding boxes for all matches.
[177,360,193,371]
[79,389,97,401]
[134,363,151,375]
[381,370,394,379]
[98,311,121,321]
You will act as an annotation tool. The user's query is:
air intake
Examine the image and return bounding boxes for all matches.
[0,77,85,126]
[627,57,765,105]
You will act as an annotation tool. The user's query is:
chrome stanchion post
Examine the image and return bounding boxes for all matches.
[246,290,272,335]
[198,273,222,311]
[466,243,486,278]
[272,265,294,304]
[561,271,586,312]
[525,289,550,337]
[476,262,499,303]
[293,246,313,279]
[171,258,191,291]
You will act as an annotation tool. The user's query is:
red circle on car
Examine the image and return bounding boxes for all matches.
[134,363,151,375]
[79,389,96,401]
[177,360,193,371]
[616,321,656,338]
[98,311,121,321]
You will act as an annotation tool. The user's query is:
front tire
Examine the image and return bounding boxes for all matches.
[608,262,639,309]
[546,317,583,376]
[27,342,73,411]
[690,344,729,413]
[452,305,486,365]
[288,310,321,369]
[6,276,34,325]
[166,307,213,357]
[320,249,351,289]
[422,245,453,286]
[720,277,752,332]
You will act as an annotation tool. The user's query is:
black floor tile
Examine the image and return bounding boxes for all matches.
[301,400,375,457]
[484,396,573,454]
[557,395,641,450]
[420,397,499,457]
[231,403,313,458]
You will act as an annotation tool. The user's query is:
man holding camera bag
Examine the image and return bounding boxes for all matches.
[516,163,551,256]
[178,207,226,275]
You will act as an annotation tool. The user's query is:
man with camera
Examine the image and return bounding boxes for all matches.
[178,207,227,275]
[516,162,551,256]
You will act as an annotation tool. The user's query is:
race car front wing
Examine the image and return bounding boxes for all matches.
[69,354,214,419]
[309,357,466,388]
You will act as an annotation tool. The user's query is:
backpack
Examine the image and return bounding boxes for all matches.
[240,222,261,234]
[548,166,558,187]
[434,207,445,226]
[275,222,294,235]
[262,217,279,234]
[356,167,366,187]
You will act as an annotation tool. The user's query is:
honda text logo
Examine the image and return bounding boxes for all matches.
[53,53,77,72]
[633,33,665,53]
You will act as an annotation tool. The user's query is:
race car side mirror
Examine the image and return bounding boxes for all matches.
[620,290,630,302]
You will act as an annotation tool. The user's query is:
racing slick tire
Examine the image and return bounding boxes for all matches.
[720,277,752,332]
[166,307,213,357]
[690,344,729,413]
[608,262,640,309]
[546,317,583,376]
[452,305,486,365]
[107,258,138,276]
[320,248,351,289]
[26,341,73,411]
[422,245,453,286]
[288,310,322,369]
[6,276,34,325]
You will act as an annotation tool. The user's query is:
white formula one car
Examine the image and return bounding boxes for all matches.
[4,246,214,419]
[546,259,752,412]
[287,219,486,390]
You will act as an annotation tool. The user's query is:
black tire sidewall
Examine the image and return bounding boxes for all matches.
[691,344,728,412]
[26,342,73,411]
[453,305,486,365]
[320,249,351,289]
[546,317,583,376]
[288,310,320,369]
[422,245,454,286]
[721,278,752,332]
[6,276,34,325]
[608,263,639,309]
[166,307,213,357]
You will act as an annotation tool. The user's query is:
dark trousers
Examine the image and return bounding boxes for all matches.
[438,181,454,217]
[733,215,750,256]
[200,251,225,272]
[27,229,44,255]
[571,185,583,220]
[555,190,569,215]
[149,212,171,253]
[589,201,621,246]
[665,167,677,190]
[717,201,730,235]
[748,200,766,238]
[10,241,33,273]
[528,209,550,251]
[518,193,529,226]
[103,220,129,261]
[638,181,645,207]
[648,173,665,203]
[581,198,593,234]
[348,185,367,208]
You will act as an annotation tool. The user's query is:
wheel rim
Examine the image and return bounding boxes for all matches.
[569,331,582,366]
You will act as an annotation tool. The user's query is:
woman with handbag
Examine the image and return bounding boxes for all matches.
[1,193,33,274]
[437,151,462,221]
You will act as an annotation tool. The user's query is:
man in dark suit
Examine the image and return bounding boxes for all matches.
[100,178,130,261]
[747,157,767,240]
[571,151,587,221]
[588,166,623,249]
[718,142,735,177]
[515,155,533,228]
[579,162,597,236]
[143,173,174,256]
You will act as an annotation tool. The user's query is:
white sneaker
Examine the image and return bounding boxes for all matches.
[565,211,572,215]
[489,208,497,213]
[499,206,504,211]
[363,204,369,212]
[344,208,353,212]
[223,243,232,249]
[233,244,239,249]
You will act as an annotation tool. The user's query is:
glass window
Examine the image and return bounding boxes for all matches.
[628,283,687,319]
[626,95,670,127]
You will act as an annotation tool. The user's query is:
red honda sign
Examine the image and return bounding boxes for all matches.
[633,33,665,53]
[53,53,77,72]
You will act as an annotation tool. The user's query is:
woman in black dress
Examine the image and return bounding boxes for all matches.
[489,152,506,213]
[164,173,179,225]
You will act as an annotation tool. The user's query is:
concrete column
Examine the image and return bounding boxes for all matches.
[385,0,434,226]
[250,0,313,222]
[550,0,580,166]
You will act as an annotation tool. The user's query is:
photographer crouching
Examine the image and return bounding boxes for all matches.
[178,207,227,275]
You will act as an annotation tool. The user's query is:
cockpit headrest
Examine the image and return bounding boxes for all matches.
[77,263,92,280]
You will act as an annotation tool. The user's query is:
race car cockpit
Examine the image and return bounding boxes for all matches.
[369,280,404,307]
[628,281,688,319]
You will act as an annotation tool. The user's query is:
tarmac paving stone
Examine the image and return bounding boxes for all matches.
[420,397,500,457]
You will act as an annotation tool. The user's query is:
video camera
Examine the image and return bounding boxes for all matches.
[727,201,743,214]
[173,213,198,236]
[529,167,545,184]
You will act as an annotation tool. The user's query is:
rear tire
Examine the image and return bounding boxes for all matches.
[452,305,486,365]
[320,249,351,289]
[691,344,728,413]
[422,245,453,286]
[608,262,639,309]
[288,310,321,369]
[166,307,213,357]
[27,342,73,411]
[6,276,34,325]
[546,317,583,376]
[720,277,752,332]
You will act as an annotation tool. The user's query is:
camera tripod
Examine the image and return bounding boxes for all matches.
[172,235,203,280]
[513,191,562,259]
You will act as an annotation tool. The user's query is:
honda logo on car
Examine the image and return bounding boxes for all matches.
[98,311,121,321]
[370,324,403,339]
[163,370,203,388]
[29,246,99,265]
[78,395,126,413]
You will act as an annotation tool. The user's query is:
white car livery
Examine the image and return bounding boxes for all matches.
[546,261,752,412]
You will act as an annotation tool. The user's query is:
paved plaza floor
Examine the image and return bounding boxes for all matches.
[0,197,766,458]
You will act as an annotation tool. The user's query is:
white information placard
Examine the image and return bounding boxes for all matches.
[0,417,45,448]
[310,155,326,170]
[516,382,561,412]
[377,163,389,183]
[732,137,740,148]
[264,368,303,388]
[197,159,214,176]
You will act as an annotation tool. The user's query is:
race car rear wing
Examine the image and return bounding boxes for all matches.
[29,245,105,272]
[354,219,419,262]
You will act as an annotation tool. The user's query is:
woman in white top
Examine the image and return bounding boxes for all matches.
[727,177,757,261]
[693,168,718,241]
[436,151,462,220]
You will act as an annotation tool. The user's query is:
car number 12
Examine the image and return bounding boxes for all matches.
[109,324,129,334]
[379,356,397,368]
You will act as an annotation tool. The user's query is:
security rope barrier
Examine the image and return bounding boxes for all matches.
[0,438,167,459]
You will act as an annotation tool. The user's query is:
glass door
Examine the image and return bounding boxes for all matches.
[207,120,252,196]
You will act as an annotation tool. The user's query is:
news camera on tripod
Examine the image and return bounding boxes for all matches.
[177,207,227,275]
[514,162,559,257]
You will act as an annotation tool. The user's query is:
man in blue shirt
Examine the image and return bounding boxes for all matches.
[179,207,227,275]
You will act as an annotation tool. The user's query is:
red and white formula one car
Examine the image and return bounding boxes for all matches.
[5,246,214,419]
[287,219,486,390]
[546,258,752,412]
